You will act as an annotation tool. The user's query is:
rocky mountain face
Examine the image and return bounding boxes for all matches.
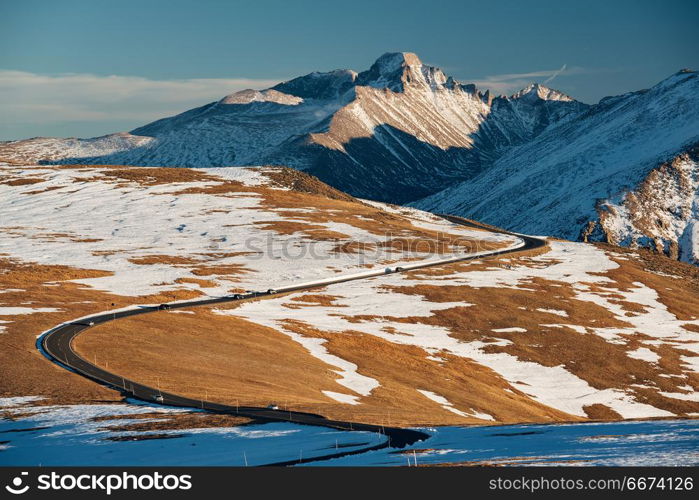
[587,145,699,264]
[0,52,587,203]
[2,54,696,264]
[413,70,699,265]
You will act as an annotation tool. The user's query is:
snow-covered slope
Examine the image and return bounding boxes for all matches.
[0,52,586,203]
[0,133,154,165]
[228,240,699,421]
[1,164,698,427]
[413,70,699,263]
[0,164,510,297]
[592,147,699,265]
[300,54,587,202]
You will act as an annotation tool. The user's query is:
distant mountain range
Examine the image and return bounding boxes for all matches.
[1,53,697,264]
[413,69,699,265]
[0,52,586,203]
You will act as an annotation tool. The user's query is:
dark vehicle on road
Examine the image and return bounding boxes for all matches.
[267,289,277,295]
[157,304,171,310]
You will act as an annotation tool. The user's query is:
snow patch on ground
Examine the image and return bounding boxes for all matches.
[0,307,59,315]
[537,308,568,317]
[322,391,361,405]
[0,401,384,466]
[228,241,695,419]
[542,323,587,334]
[417,389,494,420]
[0,165,512,298]
[316,419,699,466]
[627,347,661,363]
[0,396,45,408]
[658,391,699,402]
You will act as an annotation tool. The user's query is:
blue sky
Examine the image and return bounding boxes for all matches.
[1,0,697,139]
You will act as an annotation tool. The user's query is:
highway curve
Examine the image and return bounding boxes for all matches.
[39,215,546,465]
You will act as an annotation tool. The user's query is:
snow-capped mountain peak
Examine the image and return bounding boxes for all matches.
[272,69,357,100]
[511,83,575,102]
[376,51,419,72]
[656,68,697,91]
[413,69,699,265]
[355,52,448,91]
[0,52,590,204]
[218,88,303,106]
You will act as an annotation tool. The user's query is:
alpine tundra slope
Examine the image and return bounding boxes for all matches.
[39,216,540,464]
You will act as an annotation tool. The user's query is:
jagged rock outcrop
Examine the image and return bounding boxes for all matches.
[413,70,699,264]
[593,146,699,264]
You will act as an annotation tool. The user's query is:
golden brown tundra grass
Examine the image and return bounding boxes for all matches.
[73,241,696,426]
[0,257,204,405]
[74,302,577,427]
[1,165,502,411]
[364,246,699,417]
[2,165,697,427]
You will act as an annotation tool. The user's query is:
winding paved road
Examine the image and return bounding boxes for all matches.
[39,215,546,465]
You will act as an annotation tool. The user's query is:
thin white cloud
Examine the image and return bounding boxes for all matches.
[0,70,282,126]
[470,65,585,95]
[543,64,567,84]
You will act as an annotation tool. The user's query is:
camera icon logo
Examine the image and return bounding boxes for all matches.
[5,472,29,495]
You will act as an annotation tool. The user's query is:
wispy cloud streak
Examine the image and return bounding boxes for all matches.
[0,70,282,126]
[544,64,567,84]
[470,65,584,95]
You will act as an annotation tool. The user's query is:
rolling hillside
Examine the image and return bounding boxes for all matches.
[1,164,697,425]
